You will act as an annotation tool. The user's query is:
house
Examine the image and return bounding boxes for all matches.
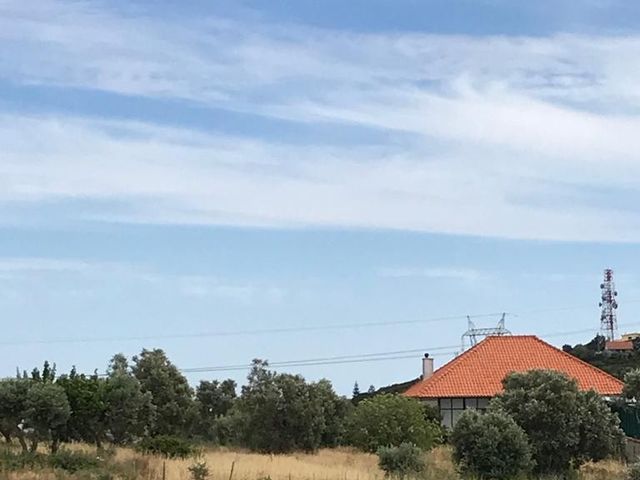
[404,335,623,428]
[605,339,634,352]
[622,333,640,342]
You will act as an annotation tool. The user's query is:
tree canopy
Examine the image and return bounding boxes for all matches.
[491,369,623,475]
[346,393,436,453]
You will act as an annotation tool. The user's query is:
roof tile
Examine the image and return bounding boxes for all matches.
[404,335,623,398]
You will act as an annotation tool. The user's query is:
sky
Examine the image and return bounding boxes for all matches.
[2,0,640,394]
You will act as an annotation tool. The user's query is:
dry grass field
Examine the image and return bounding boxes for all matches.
[0,445,630,480]
[115,447,388,480]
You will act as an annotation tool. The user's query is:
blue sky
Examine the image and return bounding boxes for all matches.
[2,0,640,394]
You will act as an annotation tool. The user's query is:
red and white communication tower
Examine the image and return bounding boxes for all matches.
[599,268,619,341]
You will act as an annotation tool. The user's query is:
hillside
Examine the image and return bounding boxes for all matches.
[563,335,640,380]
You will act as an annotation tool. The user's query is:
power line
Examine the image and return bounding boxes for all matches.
[11,297,640,348]
[173,322,640,375]
[182,352,461,374]
[181,345,461,373]
[0,311,509,346]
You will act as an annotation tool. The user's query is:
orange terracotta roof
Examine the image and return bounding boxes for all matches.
[404,335,623,398]
[605,340,634,351]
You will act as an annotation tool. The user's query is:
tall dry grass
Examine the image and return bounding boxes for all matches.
[115,447,385,480]
[0,445,630,480]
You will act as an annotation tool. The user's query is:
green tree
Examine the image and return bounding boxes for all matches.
[236,360,346,453]
[23,382,71,453]
[56,367,107,450]
[492,369,623,475]
[577,390,625,462]
[132,349,195,436]
[31,361,56,383]
[194,379,237,441]
[352,382,360,398]
[346,394,436,453]
[0,378,31,451]
[451,409,533,480]
[624,369,640,399]
[311,379,352,447]
[103,354,155,444]
[107,353,129,376]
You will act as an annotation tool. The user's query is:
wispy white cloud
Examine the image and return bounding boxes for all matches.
[378,267,488,282]
[0,256,286,303]
[0,258,96,273]
[177,276,286,303]
[1,1,640,241]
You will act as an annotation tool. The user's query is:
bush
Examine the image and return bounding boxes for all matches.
[48,449,102,472]
[423,403,446,445]
[0,448,104,474]
[451,410,533,480]
[346,394,436,452]
[136,435,197,458]
[630,463,640,480]
[0,449,46,471]
[189,460,210,480]
[377,443,425,478]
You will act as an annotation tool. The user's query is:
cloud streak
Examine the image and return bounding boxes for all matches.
[378,267,488,282]
[1,1,640,241]
[0,256,285,303]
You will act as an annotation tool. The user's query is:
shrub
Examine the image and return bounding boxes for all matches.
[630,463,640,480]
[576,390,625,462]
[377,443,425,478]
[0,448,104,474]
[0,449,46,471]
[346,394,436,452]
[451,410,533,480]
[136,435,197,458]
[423,403,446,445]
[189,460,210,480]
[48,449,102,472]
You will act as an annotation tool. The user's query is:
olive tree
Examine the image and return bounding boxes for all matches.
[103,354,155,444]
[492,370,623,475]
[56,367,107,450]
[194,379,237,441]
[132,349,195,437]
[346,394,436,453]
[0,378,31,451]
[451,410,533,479]
[236,360,347,453]
[23,382,71,453]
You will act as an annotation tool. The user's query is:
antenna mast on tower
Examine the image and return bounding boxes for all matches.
[599,268,619,341]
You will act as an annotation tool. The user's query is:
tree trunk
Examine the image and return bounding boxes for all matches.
[0,429,11,444]
[16,432,28,453]
[50,438,60,454]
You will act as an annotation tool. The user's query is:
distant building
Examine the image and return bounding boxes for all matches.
[622,333,640,342]
[605,339,634,352]
[404,335,623,428]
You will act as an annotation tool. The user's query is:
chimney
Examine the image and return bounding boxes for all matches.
[422,353,434,379]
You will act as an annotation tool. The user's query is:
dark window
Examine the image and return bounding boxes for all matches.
[439,397,490,428]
